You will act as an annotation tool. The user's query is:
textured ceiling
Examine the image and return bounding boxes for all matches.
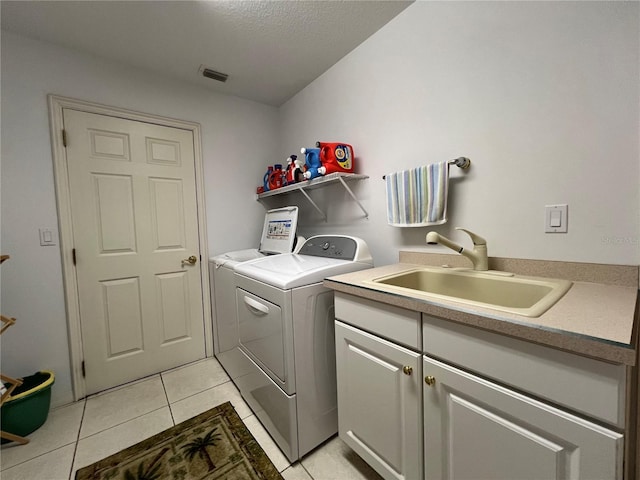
[1,1,412,106]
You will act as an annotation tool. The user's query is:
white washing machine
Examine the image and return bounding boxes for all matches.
[233,235,373,462]
[209,207,299,376]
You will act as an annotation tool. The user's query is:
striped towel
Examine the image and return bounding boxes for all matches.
[385,162,449,227]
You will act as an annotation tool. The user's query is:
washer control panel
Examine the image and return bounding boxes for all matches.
[298,236,358,260]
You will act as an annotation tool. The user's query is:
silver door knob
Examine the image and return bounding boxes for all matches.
[182,255,197,266]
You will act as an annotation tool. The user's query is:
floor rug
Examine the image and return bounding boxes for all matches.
[75,401,284,480]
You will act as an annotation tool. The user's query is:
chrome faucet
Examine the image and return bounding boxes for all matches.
[426,228,488,271]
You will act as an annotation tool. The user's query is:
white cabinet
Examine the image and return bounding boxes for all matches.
[335,321,422,480]
[334,292,423,480]
[422,314,626,480]
[333,292,628,480]
[423,355,624,480]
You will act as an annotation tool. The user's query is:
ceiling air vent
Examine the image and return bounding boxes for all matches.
[199,65,229,83]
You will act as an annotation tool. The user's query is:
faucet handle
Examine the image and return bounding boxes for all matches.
[455,228,487,246]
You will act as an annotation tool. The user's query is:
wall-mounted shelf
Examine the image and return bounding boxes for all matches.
[256,172,369,221]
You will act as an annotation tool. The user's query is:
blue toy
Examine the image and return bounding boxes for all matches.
[301,147,323,180]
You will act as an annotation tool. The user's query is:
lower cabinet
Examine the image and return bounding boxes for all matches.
[335,320,423,480]
[334,293,627,480]
[423,355,624,480]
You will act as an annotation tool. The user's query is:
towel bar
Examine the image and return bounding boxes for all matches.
[382,157,470,179]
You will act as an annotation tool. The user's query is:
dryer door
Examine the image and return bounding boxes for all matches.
[237,288,287,386]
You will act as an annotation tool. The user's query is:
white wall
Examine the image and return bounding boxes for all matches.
[0,31,279,406]
[279,1,640,267]
[2,1,639,407]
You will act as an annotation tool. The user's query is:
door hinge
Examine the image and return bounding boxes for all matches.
[62,129,68,147]
[81,361,86,378]
[72,248,77,266]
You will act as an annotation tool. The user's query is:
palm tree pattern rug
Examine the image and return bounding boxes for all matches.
[75,402,283,480]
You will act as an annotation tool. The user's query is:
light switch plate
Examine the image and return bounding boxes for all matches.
[545,205,568,233]
[39,228,58,246]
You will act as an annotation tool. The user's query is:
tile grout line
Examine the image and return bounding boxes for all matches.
[0,439,81,475]
[85,373,160,399]
[75,374,169,440]
[168,378,233,404]
[159,372,176,426]
[0,401,87,475]
[75,405,170,444]
[301,462,315,480]
[0,444,78,480]
[67,399,88,480]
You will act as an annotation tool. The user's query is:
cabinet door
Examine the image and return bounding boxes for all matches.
[423,355,623,480]
[335,321,422,480]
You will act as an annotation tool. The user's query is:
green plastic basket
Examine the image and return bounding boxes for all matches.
[1,370,55,443]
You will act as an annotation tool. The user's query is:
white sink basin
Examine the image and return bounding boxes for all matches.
[366,267,572,317]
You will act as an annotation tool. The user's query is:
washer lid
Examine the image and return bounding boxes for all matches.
[258,206,299,255]
[234,253,372,289]
[210,248,264,268]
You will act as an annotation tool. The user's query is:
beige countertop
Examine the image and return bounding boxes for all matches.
[324,253,639,365]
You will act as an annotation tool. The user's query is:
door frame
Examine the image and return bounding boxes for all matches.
[48,94,212,400]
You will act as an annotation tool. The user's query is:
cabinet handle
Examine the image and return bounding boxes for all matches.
[424,375,436,386]
[402,366,413,375]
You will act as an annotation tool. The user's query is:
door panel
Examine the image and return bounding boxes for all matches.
[89,129,130,160]
[156,271,191,343]
[447,393,563,479]
[93,174,137,254]
[101,277,143,357]
[146,137,181,166]
[64,109,206,394]
[149,178,186,251]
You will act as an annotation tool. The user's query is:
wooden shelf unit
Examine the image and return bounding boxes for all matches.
[1,256,30,445]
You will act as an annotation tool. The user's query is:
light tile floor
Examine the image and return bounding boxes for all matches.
[0,357,383,480]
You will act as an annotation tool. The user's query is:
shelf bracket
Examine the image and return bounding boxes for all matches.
[337,176,369,219]
[297,187,327,221]
[338,177,369,219]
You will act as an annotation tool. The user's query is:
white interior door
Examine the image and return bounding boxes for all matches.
[64,109,206,394]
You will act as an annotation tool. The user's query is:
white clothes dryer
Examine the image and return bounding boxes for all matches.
[233,235,373,462]
[209,207,299,373]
